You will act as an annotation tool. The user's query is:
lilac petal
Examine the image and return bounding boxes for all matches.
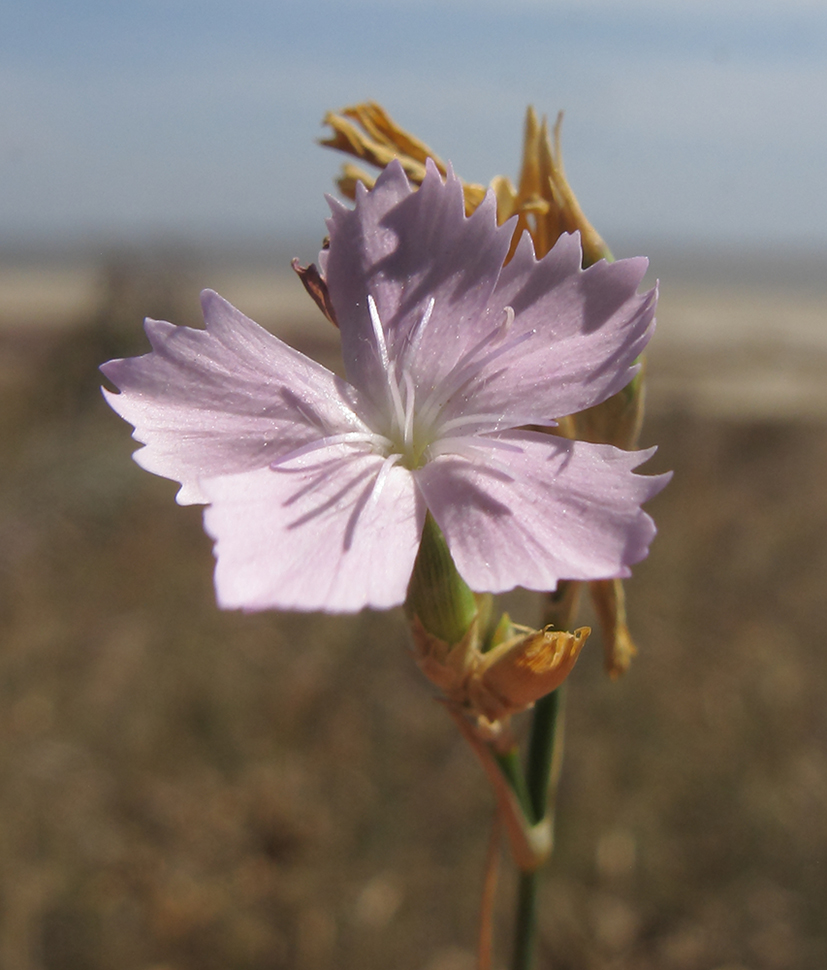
[414,430,671,594]
[102,290,370,504]
[201,449,426,612]
[323,159,513,409]
[432,232,657,431]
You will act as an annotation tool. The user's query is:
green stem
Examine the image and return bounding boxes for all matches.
[512,871,539,970]
[510,685,566,970]
[525,689,565,824]
[509,579,579,970]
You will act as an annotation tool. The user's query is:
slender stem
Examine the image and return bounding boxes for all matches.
[510,689,565,970]
[512,871,539,970]
[477,812,502,970]
[510,581,578,970]
[525,690,564,824]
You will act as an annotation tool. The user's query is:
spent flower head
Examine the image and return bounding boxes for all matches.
[322,101,609,266]
[102,160,668,613]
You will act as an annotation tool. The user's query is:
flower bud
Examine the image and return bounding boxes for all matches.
[404,514,478,647]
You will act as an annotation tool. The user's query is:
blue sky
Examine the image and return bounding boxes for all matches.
[2,0,826,251]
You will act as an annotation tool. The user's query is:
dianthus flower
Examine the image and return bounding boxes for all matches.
[102,160,668,613]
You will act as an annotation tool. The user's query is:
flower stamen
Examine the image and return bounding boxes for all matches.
[402,370,416,450]
[426,437,519,478]
[417,326,535,433]
[367,294,391,371]
[399,296,436,371]
[368,295,410,444]
[363,452,404,517]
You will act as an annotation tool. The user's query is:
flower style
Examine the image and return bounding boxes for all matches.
[102,160,669,613]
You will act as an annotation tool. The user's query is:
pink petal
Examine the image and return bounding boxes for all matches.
[202,448,426,612]
[102,290,370,504]
[433,232,657,431]
[323,159,513,409]
[414,430,670,594]
[325,162,655,434]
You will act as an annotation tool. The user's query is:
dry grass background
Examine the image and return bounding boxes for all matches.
[1,255,826,970]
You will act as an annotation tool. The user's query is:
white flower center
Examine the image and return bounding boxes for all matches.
[270,295,530,479]
[366,295,526,471]
[366,294,432,469]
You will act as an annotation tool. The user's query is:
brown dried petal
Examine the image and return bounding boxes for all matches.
[338,102,447,171]
[471,626,590,722]
[589,578,638,679]
[503,107,611,266]
[321,108,431,184]
[322,103,487,215]
[408,614,480,698]
[290,259,338,327]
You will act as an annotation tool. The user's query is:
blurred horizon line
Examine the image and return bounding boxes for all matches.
[2,232,827,293]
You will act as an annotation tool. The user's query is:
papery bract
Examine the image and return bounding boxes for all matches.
[102,160,669,613]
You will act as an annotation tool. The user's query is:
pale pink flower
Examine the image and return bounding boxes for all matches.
[102,160,669,612]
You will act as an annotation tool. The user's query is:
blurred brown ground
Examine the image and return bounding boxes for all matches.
[0,252,826,970]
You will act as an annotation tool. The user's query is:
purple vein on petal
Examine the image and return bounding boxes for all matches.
[285,463,377,530]
[269,432,390,469]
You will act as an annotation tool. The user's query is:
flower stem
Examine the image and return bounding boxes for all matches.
[512,870,540,970]
[477,812,502,970]
[510,687,565,970]
[525,688,565,825]
[510,580,577,970]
